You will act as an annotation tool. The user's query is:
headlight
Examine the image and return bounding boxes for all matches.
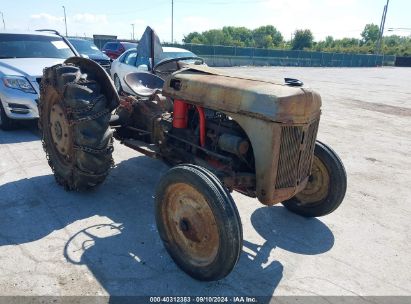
[2,76,36,94]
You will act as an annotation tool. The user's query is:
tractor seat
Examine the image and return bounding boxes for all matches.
[124,72,165,98]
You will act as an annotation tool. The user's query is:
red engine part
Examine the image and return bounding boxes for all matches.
[196,106,206,147]
[172,99,206,147]
[173,99,188,128]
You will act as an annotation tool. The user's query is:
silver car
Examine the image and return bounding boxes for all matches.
[0,30,77,130]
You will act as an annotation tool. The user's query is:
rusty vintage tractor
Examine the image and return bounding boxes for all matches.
[38,27,346,281]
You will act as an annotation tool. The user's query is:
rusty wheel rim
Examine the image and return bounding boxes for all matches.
[49,103,71,157]
[162,183,220,267]
[296,156,330,204]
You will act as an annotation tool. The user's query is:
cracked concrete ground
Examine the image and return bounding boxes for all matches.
[0,67,410,299]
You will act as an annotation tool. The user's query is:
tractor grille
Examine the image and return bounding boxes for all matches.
[275,119,319,189]
[298,119,319,182]
[275,126,303,189]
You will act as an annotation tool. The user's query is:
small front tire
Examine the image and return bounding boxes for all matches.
[155,164,243,281]
[282,141,347,217]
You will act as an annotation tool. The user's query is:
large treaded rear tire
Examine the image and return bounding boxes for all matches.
[39,63,114,190]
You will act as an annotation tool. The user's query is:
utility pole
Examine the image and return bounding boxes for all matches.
[0,11,5,30]
[376,0,389,54]
[62,6,68,37]
[171,0,174,43]
[131,23,135,40]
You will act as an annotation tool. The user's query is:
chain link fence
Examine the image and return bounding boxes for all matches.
[164,43,396,67]
[67,37,396,67]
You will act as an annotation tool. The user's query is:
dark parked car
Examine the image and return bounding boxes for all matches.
[68,38,111,71]
[102,41,137,60]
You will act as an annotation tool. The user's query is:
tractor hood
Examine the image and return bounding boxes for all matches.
[163,65,321,124]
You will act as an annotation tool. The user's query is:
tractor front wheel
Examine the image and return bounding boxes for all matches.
[155,164,243,281]
[282,141,347,217]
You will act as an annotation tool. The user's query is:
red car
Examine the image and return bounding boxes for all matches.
[102,41,137,60]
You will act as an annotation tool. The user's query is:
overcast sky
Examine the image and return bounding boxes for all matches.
[1,0,410,42]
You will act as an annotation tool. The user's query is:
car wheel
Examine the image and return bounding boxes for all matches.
[0,101,17,131]
[114,74,122,93]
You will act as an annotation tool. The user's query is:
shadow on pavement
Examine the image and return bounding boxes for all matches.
[250,206,334,256]
[0,121,40,144]
[0,155,334,299]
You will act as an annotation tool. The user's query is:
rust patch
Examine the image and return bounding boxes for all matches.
[49,103,71,157]
[163,70,322,124]
[296,155,330,204]
[161,182,219,267]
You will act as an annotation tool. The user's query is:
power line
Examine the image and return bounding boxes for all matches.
[387,27,411,31]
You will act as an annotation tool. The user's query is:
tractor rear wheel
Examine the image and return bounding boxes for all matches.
[38,63,114,190]
[282,141,347,217]
[155,164,243,281]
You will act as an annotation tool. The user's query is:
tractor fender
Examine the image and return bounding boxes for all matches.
[64,57,119,111]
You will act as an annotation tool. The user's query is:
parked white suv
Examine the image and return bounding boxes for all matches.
[0,30,78,130]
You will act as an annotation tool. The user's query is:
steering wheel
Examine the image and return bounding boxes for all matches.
[153,56,205,75]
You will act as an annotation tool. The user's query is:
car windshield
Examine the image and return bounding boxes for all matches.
[0,34,75,59]
[69,39,102,56]
[162,51,196,60]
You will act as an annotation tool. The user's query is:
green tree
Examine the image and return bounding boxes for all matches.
[201,29,231,45]
[222,26,253,47]
[292,29,314,50]
[384,35,402,47]
[361,24,380,44]
[252,25,283,48]
[339,38,360,48]
[325,36,334,47]
[182,24,410,56]
[190,37,203,44]
[183,32,203,44]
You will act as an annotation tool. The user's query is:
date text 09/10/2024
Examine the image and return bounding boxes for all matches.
[149,296,258,303]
